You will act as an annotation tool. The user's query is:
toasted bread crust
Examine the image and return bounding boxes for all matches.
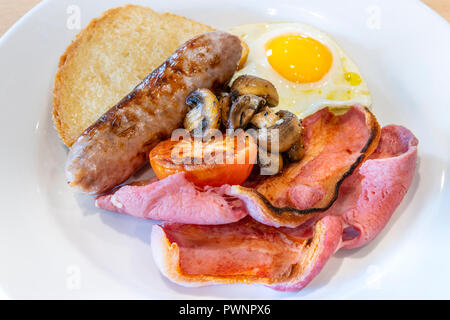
[53,5,213,146]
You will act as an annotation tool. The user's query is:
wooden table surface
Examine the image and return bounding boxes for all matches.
[0,0,448,36]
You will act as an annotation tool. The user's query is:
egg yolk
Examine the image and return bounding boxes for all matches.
[266,34,333,83]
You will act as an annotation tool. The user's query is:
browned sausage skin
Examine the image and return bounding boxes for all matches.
[65,31,242,194]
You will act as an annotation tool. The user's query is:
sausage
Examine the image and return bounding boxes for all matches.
[65,31,242,194]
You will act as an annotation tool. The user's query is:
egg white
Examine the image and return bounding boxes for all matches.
[229,22,372,117]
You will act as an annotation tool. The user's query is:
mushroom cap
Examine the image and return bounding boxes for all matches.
[257,110,302,153]
[231,75,279,107]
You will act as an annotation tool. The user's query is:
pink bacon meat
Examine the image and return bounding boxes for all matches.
[229,106,381,228]
[329,125,419,249]
[95,173,247,225]
[151,215,343,290]
[151,124,418,291]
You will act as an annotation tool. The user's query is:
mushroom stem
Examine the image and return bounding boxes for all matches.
[227,94,266,130]
[184,89,220,137]
[219,92,232,128]
[250,106,281,128]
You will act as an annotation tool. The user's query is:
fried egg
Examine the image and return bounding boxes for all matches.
[229,22,371,117]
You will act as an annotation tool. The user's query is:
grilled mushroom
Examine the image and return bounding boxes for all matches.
[250,106,280,128]
[219,92,232,128]
[259,150,283,175]
[257,110,302,153]
[287,140,305,162]
[227,94,266,129]
[184,88,220,137]
[231,75,279,107]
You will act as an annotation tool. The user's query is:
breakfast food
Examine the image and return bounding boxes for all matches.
[328,125,419,249]
[95,173,248,225]
[65,31,242,194]
[150,125,418,290]
[96,105,381,229]
[149,131,257,187]
[151,215,343,289]
[53,5,213,146]
[230,106,380,228]
[229,23,371,117]
[54,5,419,294]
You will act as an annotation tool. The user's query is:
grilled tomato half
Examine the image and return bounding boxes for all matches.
[149,131,257,187]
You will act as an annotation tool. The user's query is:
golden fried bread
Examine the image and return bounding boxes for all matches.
[53,5,213,146]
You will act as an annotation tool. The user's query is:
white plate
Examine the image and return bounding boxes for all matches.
[0,0,449,299]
